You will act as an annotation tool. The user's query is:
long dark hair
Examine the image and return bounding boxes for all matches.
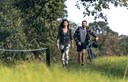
[59,19,69,30]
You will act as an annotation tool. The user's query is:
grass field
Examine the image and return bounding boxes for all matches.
[0,56,128,82]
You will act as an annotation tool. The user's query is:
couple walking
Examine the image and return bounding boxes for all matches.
[57,19,99,67]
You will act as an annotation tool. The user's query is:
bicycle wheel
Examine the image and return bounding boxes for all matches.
[87,47,92,62]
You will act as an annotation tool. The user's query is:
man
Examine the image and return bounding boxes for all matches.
[73,20,98,66]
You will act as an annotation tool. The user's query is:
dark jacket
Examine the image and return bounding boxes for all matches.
[57,29,73,45]
[73,27,96,45]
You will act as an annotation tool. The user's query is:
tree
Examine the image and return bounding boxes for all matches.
[0,0,27,49]
[0,0,29,60]
[119,35,128,55]
[76,0,128,21]
[89,21,118,36]
[88,21,121,56]
[13,0,67,47]
[75,0,128,56]
[0,0,67,61]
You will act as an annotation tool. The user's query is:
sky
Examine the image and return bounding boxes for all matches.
[65,0,128,35]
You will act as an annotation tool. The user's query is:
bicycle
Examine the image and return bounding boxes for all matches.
[87,39,98,62]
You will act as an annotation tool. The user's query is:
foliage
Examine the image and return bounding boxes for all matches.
[76,0,128,21]
[88,21,121,56]
[12,0,67,47]
[0,56,127,82]
[89,21,118,35]
[0,0,128,62]
[119,35,128,55]
[75,0,128,55]
[0,0,67,60]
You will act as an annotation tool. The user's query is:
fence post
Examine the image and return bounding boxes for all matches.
[46,47,50,66]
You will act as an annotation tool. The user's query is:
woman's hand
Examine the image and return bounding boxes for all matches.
[56,39,60,48]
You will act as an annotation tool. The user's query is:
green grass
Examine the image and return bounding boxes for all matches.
[0,56,128,82]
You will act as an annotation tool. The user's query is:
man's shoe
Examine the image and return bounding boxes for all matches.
[81,63,84,66]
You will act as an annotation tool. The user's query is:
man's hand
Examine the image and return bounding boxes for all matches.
[78,42,81,45]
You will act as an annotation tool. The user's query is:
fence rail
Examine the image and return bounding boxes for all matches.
[0,48,50,66]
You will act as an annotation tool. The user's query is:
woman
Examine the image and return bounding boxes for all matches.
[57,19,74,67]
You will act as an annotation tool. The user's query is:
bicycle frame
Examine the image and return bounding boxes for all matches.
[87,42,95,62]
